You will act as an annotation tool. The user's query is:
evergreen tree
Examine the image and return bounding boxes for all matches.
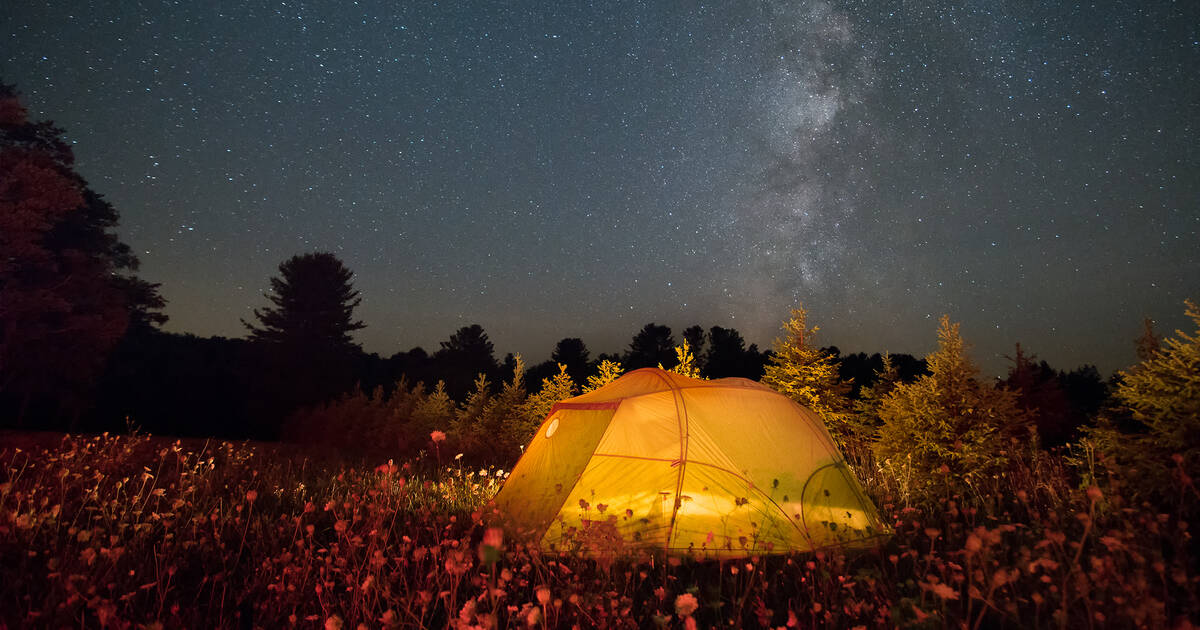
[243,252,364,349]
[1087,301,1200,514]
[682,325,707,372]
[851,353,902,439]
[1003,344,1077,447]
[243,252,365,431]
[704,325,751,378]
[433,324,499,399]
[485,354,529,461]
[583,359,624,393]
[761,306,854,446]
[874,316,1032,499]
[551,337,591,386]
[1134,316,1161,362]
[664,342,701,378]
[1,83,164,425]
[624,323,676,369]
[515,363,577,449]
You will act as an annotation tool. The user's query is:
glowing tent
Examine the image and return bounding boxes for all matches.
[492,368,887,557]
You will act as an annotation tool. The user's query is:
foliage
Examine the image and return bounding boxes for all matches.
[1,431,1194,629]
[243,252,364,350]
[550,338,591,386]
[1087,300,1200,515]
[470,355,529,462]
[1004,344,1098,448]
[583,359,624,393]
[703,326,766,379]
[0,83,164,425]
[517,364,577,442]
[682,325,707,372]
[663,342,702,378]
[851,353,902,440]
[434,324,500,400]
[874,316,1033,502]
[624,323,676,370]
[761,306,855,448]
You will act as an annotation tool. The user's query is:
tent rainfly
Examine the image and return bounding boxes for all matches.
[492,368,888,557]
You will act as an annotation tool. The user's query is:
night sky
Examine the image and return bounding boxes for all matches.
[3,1,1197,376]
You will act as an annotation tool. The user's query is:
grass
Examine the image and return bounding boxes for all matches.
[1,432,1196,628]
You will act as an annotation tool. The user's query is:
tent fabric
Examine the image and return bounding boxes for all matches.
[492,368,888,557]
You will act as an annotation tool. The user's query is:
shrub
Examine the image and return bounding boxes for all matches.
[1087,299,1200,516]
[874,316,1033,503]
[761,306,856,449]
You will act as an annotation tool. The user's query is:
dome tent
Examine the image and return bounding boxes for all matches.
[492,368,887,557]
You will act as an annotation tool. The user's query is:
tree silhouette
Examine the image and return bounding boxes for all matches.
[1003,344,1076,447]
[433,324,499,399]
[243,252,365,434]
[624,323,676,369]
[244,252,364,350]
[682,325,707,373]
[704,326,751,378]
[0,82,164,426]
[551,337,591,386]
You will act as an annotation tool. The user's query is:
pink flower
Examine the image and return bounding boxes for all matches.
[430,430,446,443]
[675,593,699,617]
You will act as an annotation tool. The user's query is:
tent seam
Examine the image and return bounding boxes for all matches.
[646,370,689,552]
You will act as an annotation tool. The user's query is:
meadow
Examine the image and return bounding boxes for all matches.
[1,431,1195,629]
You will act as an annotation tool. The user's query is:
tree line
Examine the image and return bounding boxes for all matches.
[4,81,1195,519]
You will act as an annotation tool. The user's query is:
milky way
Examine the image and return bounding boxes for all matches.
[3,1,1197,375]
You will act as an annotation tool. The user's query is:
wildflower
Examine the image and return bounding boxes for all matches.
[431,430,446,443]
[479,527,504,565]
[445,549,472,576]
[1086,485,1103,501]
[927,582,959,600]
[245,489,258,503]
[536,586,551,606]
[675,593,699,617]
[324,615,344,630]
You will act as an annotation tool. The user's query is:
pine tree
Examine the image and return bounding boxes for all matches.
[874,316,1032,499]
[851,353,901,439]
[485,354,529,460]
[761,306,854,446]
[432,324,500,400]
[243,252,365,426]
[1134,317,1161,362]
[551,337,591,386]
[625,323,676,369]
[664,342,702,378]
[1087,301,1200,513]
[512,364,577,451]
[583,359,624,393]
[244,252,364,349]
[521,364,577,423]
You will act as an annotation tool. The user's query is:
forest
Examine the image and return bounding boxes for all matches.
[2,81,1198,628]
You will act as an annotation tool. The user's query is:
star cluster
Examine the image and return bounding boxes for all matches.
[3,1,1196,375]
